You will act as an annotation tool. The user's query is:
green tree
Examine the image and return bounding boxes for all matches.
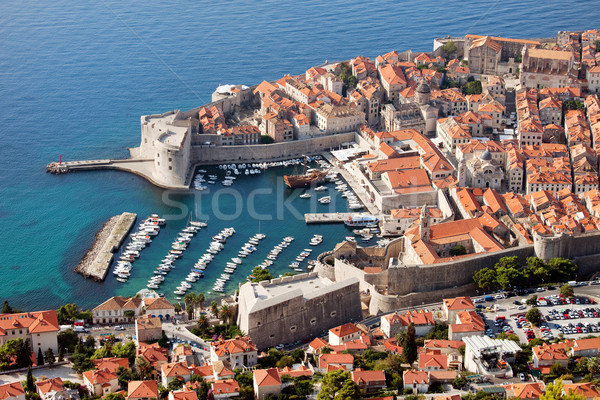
[57,304,79,324]
[452,375,466,389]
[57,347,64,362]
[195,379,210,400]
[473,267,497,291]
[449,245,466,256]
[26,367,35,392]
[462,80,482,95]
[276,355,295,369]
[174,303,182,314]
[587,356,600,375]
[220,304,233,325]
[260,135,274,144]
[526,257,549,284]
[541,378,584,400]
[250,266,273,282]
[2,301,13,314]
[210,301,219,318]
[184,292,197,320]
[167,378,183,392]
[44,348,55,365]
[526,294,538,305]
[564,100,585,111]
[104,394,125,400]
[336,379,361,400]
[317,370,358,400]
[443,40,458,55]
[547,258,578,282]
[496,265,524,291]
[526,308,542,327]
[401,323,418,365]
[196,314,210,336]
[196,293,205,311]
[135,356,152,380]
[57,329,78,353]
[112,340,136,364]
[560,284,574,298]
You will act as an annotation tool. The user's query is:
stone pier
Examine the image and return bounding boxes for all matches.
[74,212,137,281]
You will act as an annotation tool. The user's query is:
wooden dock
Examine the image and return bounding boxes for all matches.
[304,212,355,224]
[74,212,137,281]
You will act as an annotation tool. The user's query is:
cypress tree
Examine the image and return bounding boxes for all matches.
[26,367,34,392]
[37,347,45,366]
[58,347,64,361]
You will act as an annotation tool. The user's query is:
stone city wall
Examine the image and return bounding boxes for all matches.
[188,132,356,165]
[242,277,362,350]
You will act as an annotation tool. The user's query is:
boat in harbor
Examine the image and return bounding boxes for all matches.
[299,193,311,199]
[284,170,327,188]
[318,196,331,204]
[344,213,379,227]
[314,185,327,191]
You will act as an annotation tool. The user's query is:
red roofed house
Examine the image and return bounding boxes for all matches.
[91,357,129,374]
[277,365,313,379]
[569,337,600,357]
[403,370,430,394]
[449,311,485,340]
[36,378,76,400]
[418,350,449,371]
[211,380,239,399]
[532,342,570,374]
[381,310,435,338]
[92,296,143,325]
[127,380,158,400]
[135,315,162,343]
[318,353,355,373]
[329,323,361,345]
[562,382,599,400]
[505,382,545,399]
[0,310,59,354]
[209,337,258,369]
[351,369,387,393]
[307,337,329,355]
[143,297,175,320]
[168,390,198,400]
[0,382,25,400]
[442,297,475,322]
[160,362,192,387]
[82,368,119,397]
[253,368,282,400]
[137,343,168,379]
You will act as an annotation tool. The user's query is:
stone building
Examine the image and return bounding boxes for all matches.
[236,272,361,350]
[457,150,505,190]
[521,48,577,89]
[0,310,59,354]
[467,36,502,76]
[314,104,365,134]
[135,315,162,343]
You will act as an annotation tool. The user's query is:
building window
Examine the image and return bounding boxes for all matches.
[310,318,317,325]
[330,311,337,317]
[290,326,297,332]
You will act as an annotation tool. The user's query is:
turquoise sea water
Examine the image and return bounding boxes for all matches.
[1,0,598,310]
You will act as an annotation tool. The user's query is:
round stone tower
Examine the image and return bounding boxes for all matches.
[532,231,572,262]
[415,81,431,105]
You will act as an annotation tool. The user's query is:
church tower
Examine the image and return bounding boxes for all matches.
[420,205,431,242]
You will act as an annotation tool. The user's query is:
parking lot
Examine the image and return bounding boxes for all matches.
[474,285,600,344]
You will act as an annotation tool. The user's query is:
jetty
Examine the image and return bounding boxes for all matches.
[304,212,355,224]
[74,212,137,281]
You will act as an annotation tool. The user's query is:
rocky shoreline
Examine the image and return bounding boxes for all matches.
[74,212,137,281]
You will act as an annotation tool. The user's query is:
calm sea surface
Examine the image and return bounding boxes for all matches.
[0,0,597,310]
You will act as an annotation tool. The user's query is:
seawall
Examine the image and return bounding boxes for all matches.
[74,212,136,281]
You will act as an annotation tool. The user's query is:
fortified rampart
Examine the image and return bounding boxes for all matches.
[189,133,356,166]
[237,272,362,350]
[325,230,600,315]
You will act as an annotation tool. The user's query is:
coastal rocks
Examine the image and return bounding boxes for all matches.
[74,212,137,281]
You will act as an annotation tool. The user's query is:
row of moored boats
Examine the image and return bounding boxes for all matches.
[213,232,266,293]
[114,215,166,282]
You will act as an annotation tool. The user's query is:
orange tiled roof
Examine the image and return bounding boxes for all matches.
[36,378,64,395]
[161,362,190,378]
[444,297,475,311]
[330,323,360,338]
[211,336,257,357]
[253,368,281,387]
[0,382,24,400]
[128,381,158,399]
[0,310,59,336]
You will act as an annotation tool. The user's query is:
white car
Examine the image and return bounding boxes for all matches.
[114,325,125,331]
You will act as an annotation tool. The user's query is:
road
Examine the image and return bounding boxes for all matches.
[0,364,82,386]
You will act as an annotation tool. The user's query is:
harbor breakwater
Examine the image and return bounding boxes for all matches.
[74,212,136,281]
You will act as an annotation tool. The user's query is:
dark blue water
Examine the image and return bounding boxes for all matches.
[1,0,597,310]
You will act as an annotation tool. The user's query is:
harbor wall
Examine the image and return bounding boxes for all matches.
[188,133,357,165]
